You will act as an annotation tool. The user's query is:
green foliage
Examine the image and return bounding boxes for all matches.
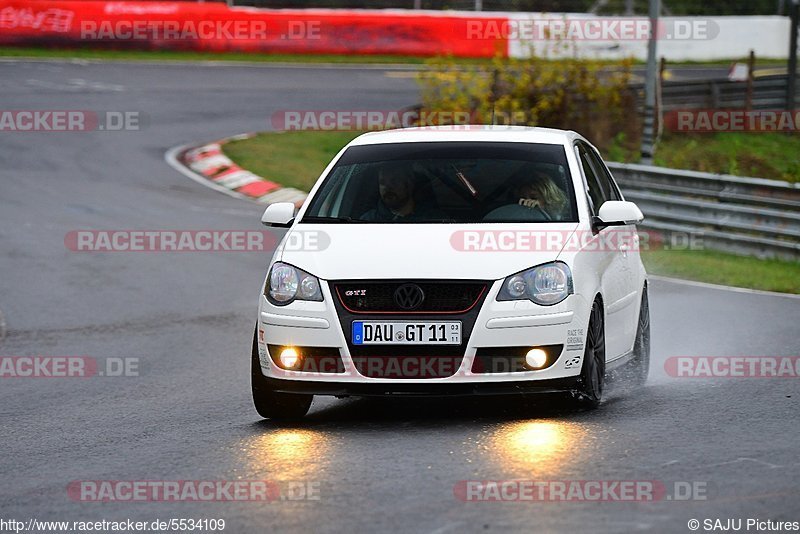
[606,132,640,163]
[417,53,638,152]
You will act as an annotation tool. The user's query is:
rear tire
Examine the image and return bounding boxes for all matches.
[251,329,313,420]
[573,300,605,409]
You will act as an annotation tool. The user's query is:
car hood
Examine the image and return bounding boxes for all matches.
[278,223,579,281]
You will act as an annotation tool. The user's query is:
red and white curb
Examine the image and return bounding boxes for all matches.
[164,133,307,207]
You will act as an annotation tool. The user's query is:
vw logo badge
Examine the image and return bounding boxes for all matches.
[394,283,425,310]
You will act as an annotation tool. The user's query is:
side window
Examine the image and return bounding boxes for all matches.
[585,147,621,201]
[575,144,605,215]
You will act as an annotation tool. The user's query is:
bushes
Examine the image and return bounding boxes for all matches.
[417,53,639,153]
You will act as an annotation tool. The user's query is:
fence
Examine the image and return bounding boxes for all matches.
[629,74,800,112]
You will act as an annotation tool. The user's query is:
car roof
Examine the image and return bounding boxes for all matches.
[347,125,583,147]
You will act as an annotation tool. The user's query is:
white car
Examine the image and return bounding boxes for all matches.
[252,126,650,419]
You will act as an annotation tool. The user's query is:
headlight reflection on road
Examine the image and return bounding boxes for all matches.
[490,421,588,473]
[243,429,330,481]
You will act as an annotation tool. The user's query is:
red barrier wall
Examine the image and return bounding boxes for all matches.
[0,1,508,57]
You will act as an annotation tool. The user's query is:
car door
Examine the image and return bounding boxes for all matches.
[573,142,631,360]
[585,145,641,355]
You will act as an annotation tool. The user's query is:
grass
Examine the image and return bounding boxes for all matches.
[653,132,800,183]
[223,130,800,294]
[641,249,800,294]
[0,46,431,65]
[1,46,786,68]
[606,132,800,183]
[223,131,363,191]
[226,130,800,191]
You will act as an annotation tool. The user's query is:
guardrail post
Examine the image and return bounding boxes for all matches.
[657,56,665,136]
[746,50,755,110]
[640,0,660,165]
[709,82,720,108]
[788,0,799,112]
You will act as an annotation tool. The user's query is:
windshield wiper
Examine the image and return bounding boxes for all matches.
[301,215,369,224]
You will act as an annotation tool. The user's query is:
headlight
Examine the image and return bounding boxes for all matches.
[265,262,323,305]
[497,262,573,306]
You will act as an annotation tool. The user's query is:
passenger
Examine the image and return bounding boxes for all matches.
[484,170,568,222]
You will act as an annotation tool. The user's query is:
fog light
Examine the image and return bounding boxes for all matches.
[279,347,300,369]
[525,348,548,370]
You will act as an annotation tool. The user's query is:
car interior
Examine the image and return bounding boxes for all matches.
[305,158,578,223]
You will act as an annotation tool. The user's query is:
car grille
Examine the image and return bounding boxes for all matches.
[333,281,487,314]
[330,279,490,379]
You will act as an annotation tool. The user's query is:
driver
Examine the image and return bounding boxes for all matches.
[360,162,441,222]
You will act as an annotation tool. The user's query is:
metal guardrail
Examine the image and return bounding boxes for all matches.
[607,162,800,261]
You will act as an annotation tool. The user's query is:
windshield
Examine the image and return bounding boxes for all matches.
[301,141,578,224]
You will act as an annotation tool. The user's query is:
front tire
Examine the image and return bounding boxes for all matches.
[630,287,651,387]
[251,329,313,420]
[573,300,605,408]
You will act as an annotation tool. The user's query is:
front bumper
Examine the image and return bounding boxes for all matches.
[256,279,590,388]
[261,375,581,397]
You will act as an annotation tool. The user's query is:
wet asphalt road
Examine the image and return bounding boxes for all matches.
[0,60,799,533]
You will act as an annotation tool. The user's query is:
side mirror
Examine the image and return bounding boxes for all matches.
[261,202,296,228]
[593,201,644,231]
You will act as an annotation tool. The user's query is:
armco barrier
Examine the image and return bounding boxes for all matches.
[0,1,507,57]
[0,2,793,61]
[608,162,800,261]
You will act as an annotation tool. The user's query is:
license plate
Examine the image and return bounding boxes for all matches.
[352,321,461,345]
